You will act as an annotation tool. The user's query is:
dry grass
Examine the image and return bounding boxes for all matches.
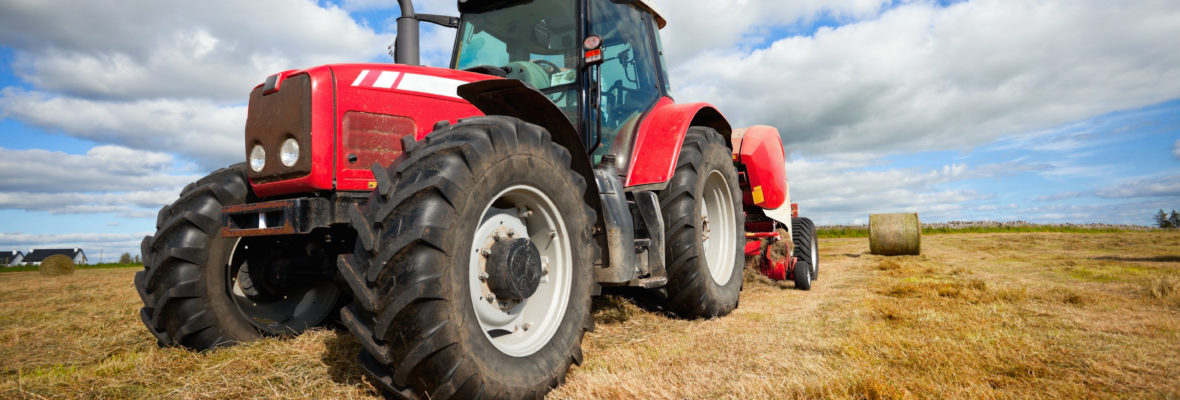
[3,232,1179,399]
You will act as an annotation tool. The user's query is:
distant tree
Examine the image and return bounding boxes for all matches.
[1156,210,1172,228]
[134,254,141,264]
[118,252,132,264]
[1171,210,1180,229]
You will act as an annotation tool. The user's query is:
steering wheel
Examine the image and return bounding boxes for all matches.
[531,59,561,75]
[529,59,571,104]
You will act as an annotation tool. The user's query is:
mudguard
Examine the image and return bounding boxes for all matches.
[624,98,732,189]
[457,79,600,213]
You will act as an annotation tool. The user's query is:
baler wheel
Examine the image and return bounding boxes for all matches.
[793,217,819,280]
[337,116,596,399]
[655,127,745,318]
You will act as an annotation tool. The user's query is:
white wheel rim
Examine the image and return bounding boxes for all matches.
[468,185,572,357]
[811,233,818,276]
[701,170,737,285]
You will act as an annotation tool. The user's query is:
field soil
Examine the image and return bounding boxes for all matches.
[2,232,1179,399]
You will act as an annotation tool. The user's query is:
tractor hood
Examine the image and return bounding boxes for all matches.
[246,63,495,198]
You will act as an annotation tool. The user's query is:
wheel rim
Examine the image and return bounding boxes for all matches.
[226,238,340,334]
[469,185,572,357]
[700,169,738,285]
[811,233,819,277]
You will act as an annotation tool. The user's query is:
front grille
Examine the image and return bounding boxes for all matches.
[245,74,312,183]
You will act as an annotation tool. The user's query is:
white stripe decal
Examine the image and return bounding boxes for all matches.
[397,73,464,99]
[351,70,369,86]
[373,71,400,89]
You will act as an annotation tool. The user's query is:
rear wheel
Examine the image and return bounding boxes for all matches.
[337,116,595,399]
[656,127,745,318]
[134,164,342,350]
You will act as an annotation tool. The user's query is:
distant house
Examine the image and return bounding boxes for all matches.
[1,251,23,267]
[23,248,87,266]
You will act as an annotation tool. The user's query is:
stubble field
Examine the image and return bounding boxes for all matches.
[2,232,1179,399]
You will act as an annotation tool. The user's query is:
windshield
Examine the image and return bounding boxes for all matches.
[452,0,579,120]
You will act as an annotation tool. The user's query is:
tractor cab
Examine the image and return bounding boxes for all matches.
[451,0,671,165]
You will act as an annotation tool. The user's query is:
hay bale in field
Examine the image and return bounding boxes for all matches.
[39,254,76,277]
[869,213,921,256]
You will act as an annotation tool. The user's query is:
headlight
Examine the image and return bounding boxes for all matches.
[249,145,266,172]
[280,138,300,167]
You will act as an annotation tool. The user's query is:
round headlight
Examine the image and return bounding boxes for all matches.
[249,145,266,172]
[280,138,300,167]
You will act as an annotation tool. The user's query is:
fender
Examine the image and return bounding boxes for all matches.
[456,79,599,208]
[624,98,733,189]
[457,79,610,271]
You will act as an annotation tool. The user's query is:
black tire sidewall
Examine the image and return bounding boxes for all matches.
[690,139,745,295]
[445,134,593,389]
[201,235,262,341]
[660,128,745,317]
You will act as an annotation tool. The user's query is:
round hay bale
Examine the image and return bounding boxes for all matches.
[39,254,76,277]
[869,213,921,256]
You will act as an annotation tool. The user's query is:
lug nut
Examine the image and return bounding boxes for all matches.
[487,294,496,303]
[506,230,515,238]
[522,322,532,331]
[479,272,488,281]
[480,248,491,257]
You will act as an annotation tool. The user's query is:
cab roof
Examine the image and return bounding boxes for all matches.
[459,0,667,29]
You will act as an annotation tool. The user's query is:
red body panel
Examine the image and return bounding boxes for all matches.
[251,64,491,198]
[732,125,788,209]
[250,66,338,198]
[625,98,728,187]
[331,64,489,192]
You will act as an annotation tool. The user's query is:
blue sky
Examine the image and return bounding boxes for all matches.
[1,0,1178,257]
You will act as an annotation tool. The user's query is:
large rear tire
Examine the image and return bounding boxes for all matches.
[135,164,341,350]
[337,116,596,399]
[656,127,745,318]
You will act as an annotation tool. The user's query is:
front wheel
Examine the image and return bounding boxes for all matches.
[657,127,745,318]
[338,116,596,399]
[134,164,341,350]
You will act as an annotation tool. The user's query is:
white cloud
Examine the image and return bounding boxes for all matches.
[669,0,1180,158]
[0,190,175,218]
[1173,139,1180,160]
[653,0,895,66]
[0,89,244,168]
[0,146,196,193]
[342,0,455,12]
[787,157,988,224]
[1096,175,1180,199]
[0,0,394,102]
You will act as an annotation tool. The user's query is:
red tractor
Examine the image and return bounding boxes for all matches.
[134,0,818,398]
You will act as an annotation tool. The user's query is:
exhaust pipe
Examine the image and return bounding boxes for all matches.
[394,0,460,66]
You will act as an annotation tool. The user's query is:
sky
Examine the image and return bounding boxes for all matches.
[1,0,1178,258]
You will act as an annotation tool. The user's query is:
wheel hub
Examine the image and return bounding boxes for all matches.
[486,237,543,301]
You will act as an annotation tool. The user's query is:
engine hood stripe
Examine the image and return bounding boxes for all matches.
[351,69,464,99]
